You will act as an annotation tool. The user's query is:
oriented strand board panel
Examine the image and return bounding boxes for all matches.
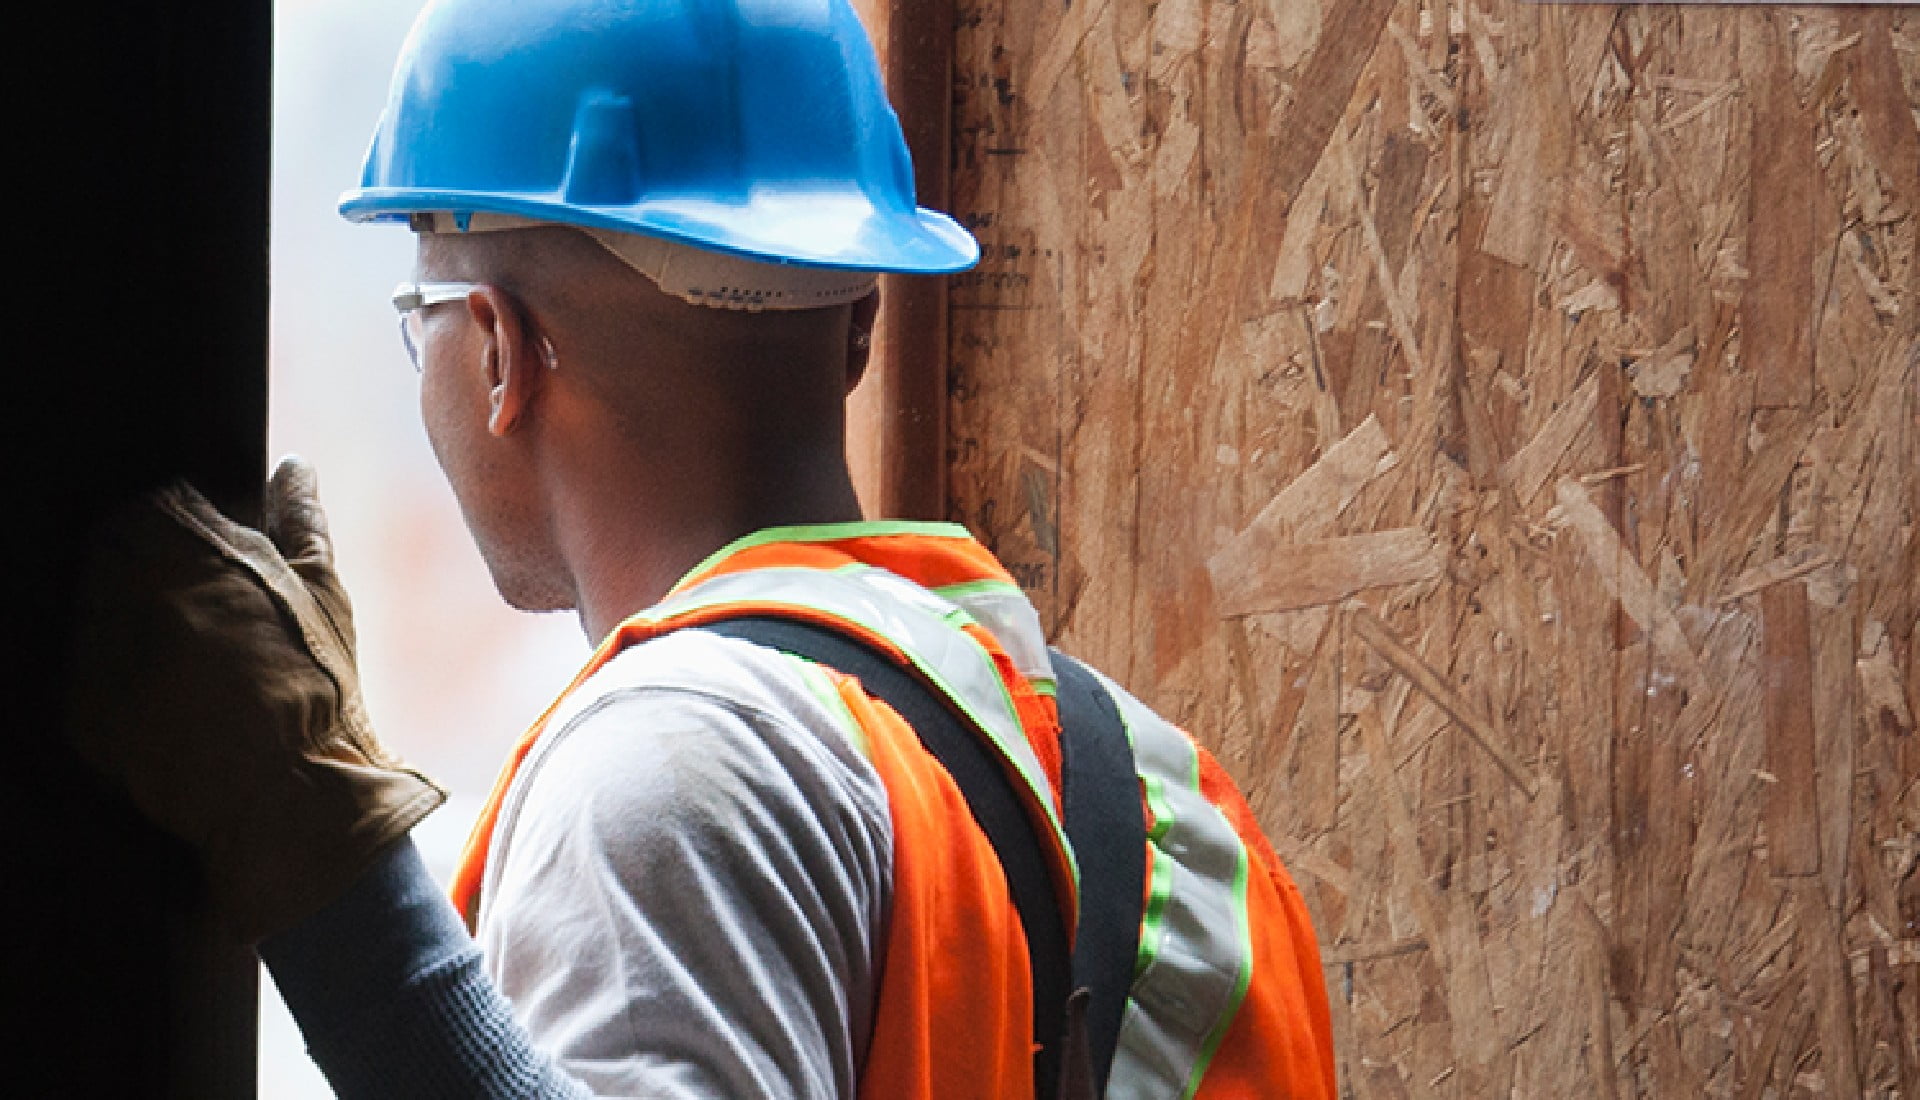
[946,2,1918,1095]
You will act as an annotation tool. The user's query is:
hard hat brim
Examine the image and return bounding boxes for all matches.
[338,188,981,276]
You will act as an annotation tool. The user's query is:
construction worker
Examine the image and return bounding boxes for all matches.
[66,0,1336,1096]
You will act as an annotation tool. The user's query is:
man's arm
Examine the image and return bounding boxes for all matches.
[261,839,593,1099]
[478,654,893,1098]
[67,477,891,1098]
[261,648,892,1099]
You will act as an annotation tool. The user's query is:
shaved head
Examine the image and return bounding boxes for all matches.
[417,226,859,438]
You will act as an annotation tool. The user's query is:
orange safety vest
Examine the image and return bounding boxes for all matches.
[451,522,1337,1099]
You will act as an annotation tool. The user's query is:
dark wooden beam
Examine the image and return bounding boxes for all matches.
[10,1,271,1094]
[848,0,955,520]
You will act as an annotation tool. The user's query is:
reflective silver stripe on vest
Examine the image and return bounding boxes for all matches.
[932,578,1055,690]
[1086,667,1255,1100]
[643,565,1074,865]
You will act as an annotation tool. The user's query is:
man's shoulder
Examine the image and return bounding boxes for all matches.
[554,626,834,739]
[487,625,892,908]
[521,626,885,823]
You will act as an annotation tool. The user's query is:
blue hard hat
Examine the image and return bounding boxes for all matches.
[340,0,978,274]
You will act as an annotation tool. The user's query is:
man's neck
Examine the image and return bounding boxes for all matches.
[566,458,865,642]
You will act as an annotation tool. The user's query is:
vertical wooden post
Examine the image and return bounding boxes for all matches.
[848,0,955,520]
[10,1,270,1094]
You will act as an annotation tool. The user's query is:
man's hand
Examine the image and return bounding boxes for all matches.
[66,455,446,943]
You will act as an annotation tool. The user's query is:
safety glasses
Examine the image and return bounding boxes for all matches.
[391,281,481,371]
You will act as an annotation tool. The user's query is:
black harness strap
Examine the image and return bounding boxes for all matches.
[1050,650,1146,1099]
[699,618,1146,1100]
[699,616,1073,1096]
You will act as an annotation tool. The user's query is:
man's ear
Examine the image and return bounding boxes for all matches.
[845,287,881,395]
[465,286,543,438]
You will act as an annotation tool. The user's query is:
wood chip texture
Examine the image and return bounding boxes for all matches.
[943,2,1919,1096]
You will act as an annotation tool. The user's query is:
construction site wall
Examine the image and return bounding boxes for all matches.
[942,2,1918,1094]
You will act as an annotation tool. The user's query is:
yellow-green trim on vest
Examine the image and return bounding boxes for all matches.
[790,657,873,759]
[674,520,978,592]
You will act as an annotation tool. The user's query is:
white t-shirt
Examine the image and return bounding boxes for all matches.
[474,629,894,1098]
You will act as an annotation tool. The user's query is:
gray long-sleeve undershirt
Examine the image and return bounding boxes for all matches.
[262,635,894,1098]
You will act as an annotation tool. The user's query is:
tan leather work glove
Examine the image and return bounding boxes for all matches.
[65,455,446,943]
